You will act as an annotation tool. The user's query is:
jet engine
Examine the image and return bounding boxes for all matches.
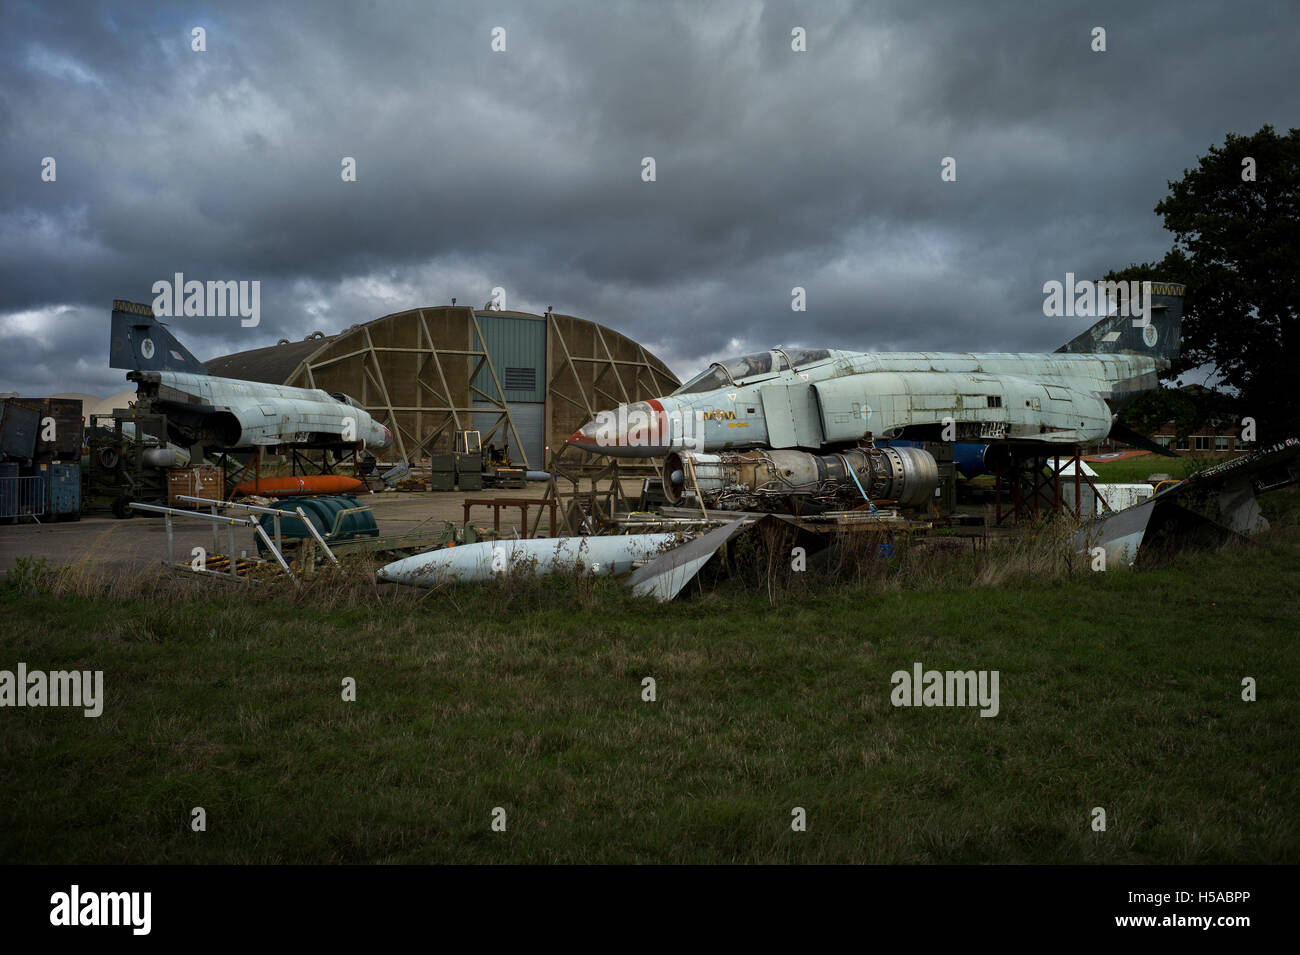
[662,445,939,510]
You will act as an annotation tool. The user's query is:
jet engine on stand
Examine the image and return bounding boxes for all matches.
[661,444,939,511]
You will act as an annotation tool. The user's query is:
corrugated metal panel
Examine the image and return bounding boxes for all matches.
[473,399,545,469]
[473,313,546,403]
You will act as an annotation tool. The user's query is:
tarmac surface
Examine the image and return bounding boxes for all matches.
[0,485,579,574]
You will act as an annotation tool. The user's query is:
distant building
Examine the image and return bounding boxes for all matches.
[1150,428,1250,456]
[1133,384,1253,458]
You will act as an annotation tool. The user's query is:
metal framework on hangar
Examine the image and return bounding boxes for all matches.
[267,304,678,469]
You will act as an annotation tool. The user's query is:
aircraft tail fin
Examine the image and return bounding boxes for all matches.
[109,300,209,375]
[1054,281,1184,361]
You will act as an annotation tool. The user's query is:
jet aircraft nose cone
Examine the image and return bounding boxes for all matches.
[566,420,603,452]
[566,399,675,457]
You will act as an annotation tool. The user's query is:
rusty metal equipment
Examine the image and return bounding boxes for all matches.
[86,410,175,517]
[990,446,1111,524]
[661,445,939,511]
[463,497,559,539]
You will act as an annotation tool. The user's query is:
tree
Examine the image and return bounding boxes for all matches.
[1116,386,1197,439]
[1106,125,1299,442]
[1117,382,1237,440]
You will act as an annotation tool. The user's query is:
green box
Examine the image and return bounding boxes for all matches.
[497,468,526,489]
[455,452,482,473]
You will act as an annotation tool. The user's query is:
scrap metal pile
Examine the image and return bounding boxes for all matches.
[1078,437,1300,566]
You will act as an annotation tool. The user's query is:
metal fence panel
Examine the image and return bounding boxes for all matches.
[0,475,46,520]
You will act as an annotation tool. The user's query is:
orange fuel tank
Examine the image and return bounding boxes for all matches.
[233,475,365,498]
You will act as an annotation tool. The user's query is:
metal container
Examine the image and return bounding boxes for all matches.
[1063,480,1155,516]
[0,400,40,460]
[13,397,84,461]
[495,467,526,489]
[41,461,81,520]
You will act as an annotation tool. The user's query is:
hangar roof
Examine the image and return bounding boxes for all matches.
[206,335,336,384]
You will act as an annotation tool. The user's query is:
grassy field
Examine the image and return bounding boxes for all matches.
[1,507,1297,864]
[1087,453,1209,484]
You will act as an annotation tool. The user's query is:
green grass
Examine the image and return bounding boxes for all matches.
[1087,454,1209,484]
[1,524,1297,864]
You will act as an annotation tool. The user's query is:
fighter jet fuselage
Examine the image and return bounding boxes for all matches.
[109,299,392,454]
[567,347,1159,458]
[129,369,392,453]
[566,283,1185,510]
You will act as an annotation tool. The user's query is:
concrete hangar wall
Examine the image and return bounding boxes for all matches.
[206,305,680,469]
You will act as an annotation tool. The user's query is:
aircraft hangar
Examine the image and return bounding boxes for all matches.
[205,305,679,469]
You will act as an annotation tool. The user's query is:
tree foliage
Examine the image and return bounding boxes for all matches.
[1106,125,1299,441]
[1117,383,1237,437]
[1116,386,1197,437]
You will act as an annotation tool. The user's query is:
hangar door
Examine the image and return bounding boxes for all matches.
[473,312,547,468]
[474,399,544,468]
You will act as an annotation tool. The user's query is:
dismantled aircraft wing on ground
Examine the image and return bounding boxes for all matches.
[1078,437,1300,566]
[624,514,825,601]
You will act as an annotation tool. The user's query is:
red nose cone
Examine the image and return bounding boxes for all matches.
[568,421,615,451]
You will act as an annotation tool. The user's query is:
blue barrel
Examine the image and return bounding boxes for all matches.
[256,495,377,553]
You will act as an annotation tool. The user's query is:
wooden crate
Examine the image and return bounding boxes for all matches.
[167,467,225,504]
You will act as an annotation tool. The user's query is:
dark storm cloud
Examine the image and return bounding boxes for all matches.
[0,0,1297,396]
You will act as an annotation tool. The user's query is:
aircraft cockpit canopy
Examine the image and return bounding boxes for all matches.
[330,392,364,410]
[780,347,832,367]
[671,348,833,395]
[673,353,768,394]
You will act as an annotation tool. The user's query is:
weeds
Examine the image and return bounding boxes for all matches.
[9,488,1298,613]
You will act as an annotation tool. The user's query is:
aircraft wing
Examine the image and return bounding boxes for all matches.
[1005,431,1091,444]
[1106,421,1179,458]
[1076,436,1300,566]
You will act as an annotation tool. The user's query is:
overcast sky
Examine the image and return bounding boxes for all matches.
[1,0,1296,398]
